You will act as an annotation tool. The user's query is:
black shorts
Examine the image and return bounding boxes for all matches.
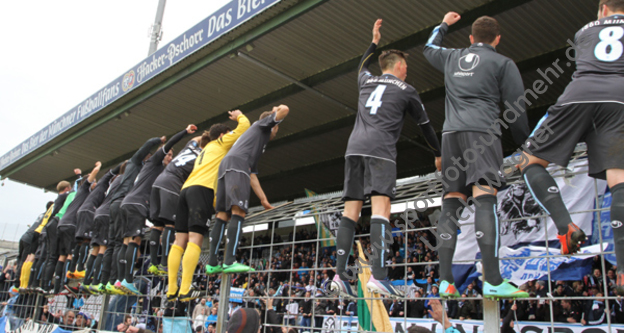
[46,217,59,258]
[342,155,397,201]
[18,231,38,259]
[441,131,506,196]
[57,225,77,256]
[216,172,251,214]
[121,204,148,239]
[524,102,624,180]
[149,187,179,227]
[91,215,110,247]
[109,199,124,244]
[75,210,95,241]
[175,186,214,234]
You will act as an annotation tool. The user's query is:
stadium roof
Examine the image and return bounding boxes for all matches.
[0,0,598,205]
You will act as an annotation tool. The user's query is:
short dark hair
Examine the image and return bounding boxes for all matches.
[600,0,624,12]
[46,201,54,210]
[379,50,408,71]
[472,16,500,44]
[408,326,433,333]
[208,124,230,141]
[260,111,273,120]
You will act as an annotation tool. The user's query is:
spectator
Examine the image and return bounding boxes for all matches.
[49,310,76,331]
[388,300,405,318]
[557,299,581,323]
[457,294,473,320]
[584,269,604,293]
[284,293,299,326]
[193,298,209,320]
[501,303,517,333]
[204,307,218,327]
[582,293,607,326]
[407,290,426,318]
[299,291,312,329]
[313,298,326,333]
[193,309,207,332]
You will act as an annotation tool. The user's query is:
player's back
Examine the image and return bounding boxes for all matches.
[347,72,425,162]
[557,15,624,105]
[440,44,518,133]
[153,140,201,192]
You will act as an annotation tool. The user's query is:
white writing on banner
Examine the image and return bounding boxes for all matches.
[0,0,281,174]
[317,315,624,333]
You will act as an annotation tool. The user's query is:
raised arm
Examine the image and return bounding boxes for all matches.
[250,173,273,210]
[220,110,251,148]
[423,12,461,72]
[131,137,164,165]
[499,61,530,146]
[87,161,102,184]
[274,104,290,122]
[358,19,382,75]
[164,125,197,152]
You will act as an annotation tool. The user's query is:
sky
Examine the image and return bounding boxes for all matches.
[0,0,230,240]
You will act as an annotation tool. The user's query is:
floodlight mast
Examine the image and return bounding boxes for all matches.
[148,0,167,56]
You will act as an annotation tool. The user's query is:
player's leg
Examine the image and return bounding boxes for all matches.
[122,205,146,293]
[159,223,175,271]
[74,240,90,277]
[608,170,624,294]
[223,205,251,273]
[362,157,403,298]
[520,104,592,254]
[148,188,164,271]
[179,187,213,301]
[82,245,99,286]
[436,133,469,298]
[207,177,230,275]
[333,156,364,298]
[42,218,59,292]
[167,189,190,299]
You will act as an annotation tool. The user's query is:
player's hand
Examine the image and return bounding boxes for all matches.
[186,124,197,134]
[372,19,382,45]
[94,161,102,169]
[435,156,442,172]
[229,110,243,121]
[443,12,461,26]
[261,200,274,210]
[428,299,451,329]
[74,168,82,175]
[160,136,167,144]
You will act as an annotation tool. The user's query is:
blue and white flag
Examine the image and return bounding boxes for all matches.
[452,160,608,291]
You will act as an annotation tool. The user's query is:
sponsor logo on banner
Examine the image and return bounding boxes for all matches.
[0,0,281,173]
[122,70,135,92]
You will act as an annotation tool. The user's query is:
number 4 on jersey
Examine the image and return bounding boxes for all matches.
[366,85,387,114]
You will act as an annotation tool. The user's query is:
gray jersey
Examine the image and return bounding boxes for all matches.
[218,113,281,177]
[152,140,202,194]
[58,178,93,228]
[557,15,624,105]
[345,71,430,163]
[424,23,530,145]
[78,170,116,214]
[110,137,162,203]
[94,176,122,219]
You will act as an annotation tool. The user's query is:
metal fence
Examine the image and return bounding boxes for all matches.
[0,144,621,333]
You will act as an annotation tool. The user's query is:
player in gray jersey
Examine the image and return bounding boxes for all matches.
[119,124,196,295]
[69,162,123,293]
[333,19,441,299]
[147,135,204,277]
[424,13,530,299]
[519,0,624,294]
[49,162,102,295]
[85,168,124,294]
[207,106,289,275]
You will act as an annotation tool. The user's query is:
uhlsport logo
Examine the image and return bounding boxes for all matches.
[475,231,484,239]
[612,220,623,228]
[440,233,452,240]
[459,53,480,71]
[548,186,559,193]
[122,70,136,92]
[337,249,345,255]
